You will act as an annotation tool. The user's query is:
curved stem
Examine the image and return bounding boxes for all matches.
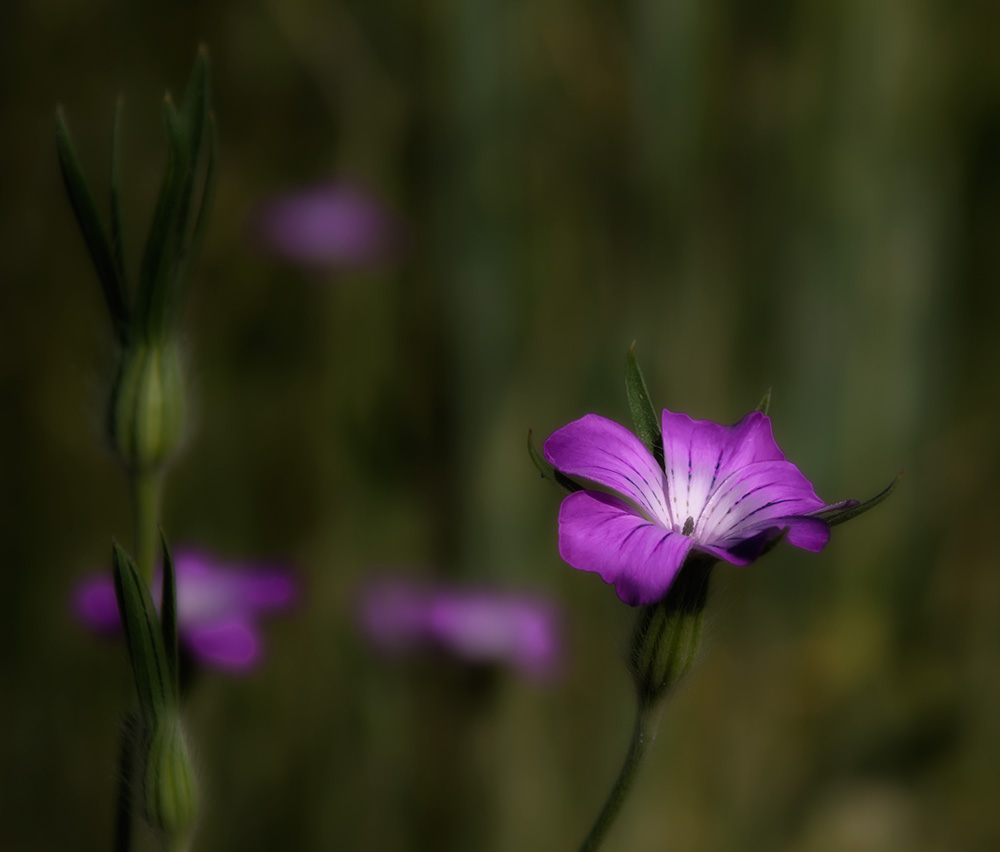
[578,699,664,852]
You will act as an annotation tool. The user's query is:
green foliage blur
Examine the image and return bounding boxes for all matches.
[3,0,998,850]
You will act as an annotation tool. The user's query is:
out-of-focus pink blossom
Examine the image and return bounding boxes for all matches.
[357,577,564,681]
[72,549,295,672]
[249,181,400,268]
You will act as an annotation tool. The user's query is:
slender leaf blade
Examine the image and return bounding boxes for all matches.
[112,542,173,722]
[169,110,218,320]
[755,388,772,416]
[54,106,130,344]
[626,342,663,467]
[136,95,185,339]
[817,472,903,527]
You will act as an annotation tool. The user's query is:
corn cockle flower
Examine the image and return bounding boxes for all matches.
[358,578,563,680]
[543,409,851,607]
[73,550,295,671]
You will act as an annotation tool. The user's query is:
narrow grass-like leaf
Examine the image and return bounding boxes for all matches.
[626,342,664,468]
[54,107,130,344]
[755,388,772,416]
[168,111,217,321]
[817,472,902,527]
[180,47,210,135]
[109,97,127,290]
[112,542,173,723]
[159,530,179,696]
[136,94,185,340]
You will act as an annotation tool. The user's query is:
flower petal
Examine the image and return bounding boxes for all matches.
[544,414,671,526]
[661,410,787,528]
[557,491,694,606]
[695,460,825,544]
[734,515,831,552]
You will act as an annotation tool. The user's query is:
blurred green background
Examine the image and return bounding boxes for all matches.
[3,0,999,850]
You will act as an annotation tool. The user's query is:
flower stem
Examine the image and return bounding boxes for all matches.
[113,713,137,852]
[577,698,664,852]
[113,468,163,852]
[131,468,162,584]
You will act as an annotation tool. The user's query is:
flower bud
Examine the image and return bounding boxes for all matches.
[627,556,713,705]
[142,714,198,847]
[109,339,184,472]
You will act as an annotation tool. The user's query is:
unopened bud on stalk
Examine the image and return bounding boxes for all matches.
[109,340,184,472]
[627,556,713,705]
[142,713,198,848]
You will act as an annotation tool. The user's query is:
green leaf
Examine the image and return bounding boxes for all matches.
[136,48,214,340]
[54,106,130,344]
[755,388,772,416]
[159,530,180,693]
[816,472,902,527]
[112,541,174,722]
[136,95,185,340]
[626,342,664,467]
[179,46,210,134]
[169,111,218,322]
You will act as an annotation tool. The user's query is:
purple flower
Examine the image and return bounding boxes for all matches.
[72,550,295,672]
[249,181,399,268]
[357,578,563,680]
[543,410,845,607]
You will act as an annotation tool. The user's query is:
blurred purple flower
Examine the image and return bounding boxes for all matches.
[544,410,849,607]
[72,550,296,672]
[249,181,399,268]
[358,578,563,680]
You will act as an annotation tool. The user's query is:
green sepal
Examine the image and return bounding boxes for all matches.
[54,106,131,345]
[626,342,664,468]
[815,472,902,527]
[755,388,772,416]
[628,556,713,706]
[112,541,175,723]
[527,429,582,493]
[158,530,180,692]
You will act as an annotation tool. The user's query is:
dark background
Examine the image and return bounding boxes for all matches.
[2,1,998,850]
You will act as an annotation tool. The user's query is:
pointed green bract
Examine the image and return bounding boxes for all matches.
[817,472,902,527]
[755,388,772,416]
[54,107,130,345]
[626,342,664,467]
[112,542,175,723]
[159,531,180,690]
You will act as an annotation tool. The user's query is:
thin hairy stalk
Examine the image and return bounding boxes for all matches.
[577,698,664,852]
